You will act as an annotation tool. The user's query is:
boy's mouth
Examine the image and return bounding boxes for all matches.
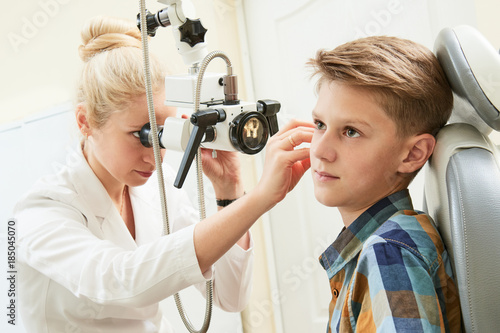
[314,170,340,182]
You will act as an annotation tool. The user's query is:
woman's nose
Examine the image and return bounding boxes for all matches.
[143,145,166,165]
[142,146,156,165]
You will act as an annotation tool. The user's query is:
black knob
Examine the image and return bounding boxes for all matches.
[137,10,161,37]
[137,7,171,37]
[178,18,207,47]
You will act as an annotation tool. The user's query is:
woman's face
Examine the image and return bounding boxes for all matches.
[86,90,176,189]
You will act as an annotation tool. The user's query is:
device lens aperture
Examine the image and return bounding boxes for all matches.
[230,112,269,154]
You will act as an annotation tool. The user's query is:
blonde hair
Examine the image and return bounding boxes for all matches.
[308,36,453,138]
[77,16,165,129]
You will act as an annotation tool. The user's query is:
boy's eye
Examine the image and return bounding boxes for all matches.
[314,120,326,130]
[132,131,140,139]
[345,128,360,138]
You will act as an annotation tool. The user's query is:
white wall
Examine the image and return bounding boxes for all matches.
[476,0,500,47]
[476,0,500,144]
[0,0,249,124]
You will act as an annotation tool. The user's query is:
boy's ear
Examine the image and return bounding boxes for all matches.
[75,103,92,137]
[398,133,436,174]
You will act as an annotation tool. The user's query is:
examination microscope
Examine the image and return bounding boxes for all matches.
[137,0,281,189]
[136,1,280,332]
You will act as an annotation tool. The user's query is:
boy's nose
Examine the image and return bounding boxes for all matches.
[311,135,337,162]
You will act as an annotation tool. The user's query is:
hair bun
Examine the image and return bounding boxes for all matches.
[79,16,142,62]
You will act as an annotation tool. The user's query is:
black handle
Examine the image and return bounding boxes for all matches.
[257,100,281,136]
[174,109,221,188]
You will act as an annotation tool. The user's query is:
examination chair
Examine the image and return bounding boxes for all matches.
[424,25,500,332]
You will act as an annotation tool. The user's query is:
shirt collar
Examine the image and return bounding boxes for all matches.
[318,189,413,279]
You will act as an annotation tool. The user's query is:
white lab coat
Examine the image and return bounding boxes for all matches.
[15,146,253,333]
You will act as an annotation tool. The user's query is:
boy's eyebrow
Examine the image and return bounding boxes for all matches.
[344,118,372,128]
[311,110,372,128]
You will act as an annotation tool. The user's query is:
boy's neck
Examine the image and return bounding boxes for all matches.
[338,186,409,228]
[339,208,366,228]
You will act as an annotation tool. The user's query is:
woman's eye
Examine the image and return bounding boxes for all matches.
[132,131,140,139]
[345,128,360,138]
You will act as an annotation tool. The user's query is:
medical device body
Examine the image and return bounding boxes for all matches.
[141,98,280,151]
[138,1,280,188]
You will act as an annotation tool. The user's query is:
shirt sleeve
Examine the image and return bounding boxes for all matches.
[150,166,255,312]
[165,182,255,312]
[194,236,254,312]
[350,241,446,332]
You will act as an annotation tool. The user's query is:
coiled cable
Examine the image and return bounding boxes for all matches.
[173,49,233,332]
[139,1,213,332]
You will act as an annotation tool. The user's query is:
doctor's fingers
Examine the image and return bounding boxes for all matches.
[269,127,314,151]
[265,132,311,171]
[257,139,310,203]
[275,118,315,135]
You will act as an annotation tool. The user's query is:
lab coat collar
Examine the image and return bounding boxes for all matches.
[66,145,163,248]
[67,145,116,220]
[129,180,164,246]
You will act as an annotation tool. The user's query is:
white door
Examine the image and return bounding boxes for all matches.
[240,0,477,331]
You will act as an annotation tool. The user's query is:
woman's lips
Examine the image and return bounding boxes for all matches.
[136,171,153,178]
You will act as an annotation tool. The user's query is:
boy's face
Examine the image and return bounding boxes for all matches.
[310,82,409,223]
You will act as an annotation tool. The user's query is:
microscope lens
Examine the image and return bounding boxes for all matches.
[242,118,265,148]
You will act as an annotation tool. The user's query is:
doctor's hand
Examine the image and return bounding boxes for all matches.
[200,148,245,200]
[253,119,315,208]
[179,113,243,199]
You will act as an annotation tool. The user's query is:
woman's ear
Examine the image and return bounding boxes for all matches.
[398,133,436,174]
[76,103,91,138]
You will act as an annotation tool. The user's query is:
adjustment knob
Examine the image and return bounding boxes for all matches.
[178,18,208,47]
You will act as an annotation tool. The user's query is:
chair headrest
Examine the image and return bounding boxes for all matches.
[434,25,500,132]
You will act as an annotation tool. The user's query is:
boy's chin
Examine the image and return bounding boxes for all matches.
[313,190,338,208]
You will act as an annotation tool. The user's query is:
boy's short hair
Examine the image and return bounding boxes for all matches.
[308,36,453,138]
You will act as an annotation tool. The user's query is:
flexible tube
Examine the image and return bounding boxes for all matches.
[139,0,170,236]
[139,1,212,332]
[171,50,234,332]
[172,50,234,333]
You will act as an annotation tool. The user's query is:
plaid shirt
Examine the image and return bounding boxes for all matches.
[319,190,462,332]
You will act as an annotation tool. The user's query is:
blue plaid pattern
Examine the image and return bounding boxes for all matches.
[319,190,462,332]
